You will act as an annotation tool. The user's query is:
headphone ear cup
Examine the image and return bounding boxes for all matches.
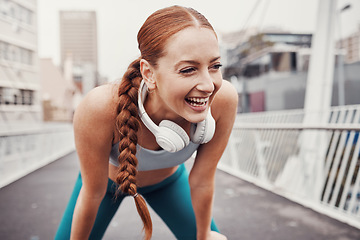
[157,120,190,152]
[190,112,216,144]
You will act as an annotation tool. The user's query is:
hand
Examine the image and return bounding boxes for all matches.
[207,231,228,240]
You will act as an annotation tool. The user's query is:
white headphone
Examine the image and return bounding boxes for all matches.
[138,80,216,152]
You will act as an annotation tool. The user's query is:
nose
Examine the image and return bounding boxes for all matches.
[197,71,215,93]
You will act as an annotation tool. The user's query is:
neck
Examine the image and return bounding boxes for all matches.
[144,91,186,126]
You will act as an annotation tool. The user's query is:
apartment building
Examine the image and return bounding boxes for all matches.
[0,0,41,126]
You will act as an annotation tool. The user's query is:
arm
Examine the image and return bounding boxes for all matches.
[189,80,238,240]
[70,85,117,239]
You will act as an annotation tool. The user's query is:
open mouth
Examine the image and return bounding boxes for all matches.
[185,97,209,107]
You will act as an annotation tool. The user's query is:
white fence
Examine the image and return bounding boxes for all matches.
[0,123,75,188]
[219,105,360,229]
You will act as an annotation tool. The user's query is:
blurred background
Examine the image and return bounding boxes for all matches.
[1,0,360,239]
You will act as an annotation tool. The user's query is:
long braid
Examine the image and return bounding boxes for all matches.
[113,6,216,239]
[115,58,152,240]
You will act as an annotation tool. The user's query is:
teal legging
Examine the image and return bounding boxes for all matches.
[55,164,219,239]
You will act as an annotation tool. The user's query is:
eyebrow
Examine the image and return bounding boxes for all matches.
[174,56,221,70]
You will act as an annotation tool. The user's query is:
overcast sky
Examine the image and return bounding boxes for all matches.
[37,0,360,81]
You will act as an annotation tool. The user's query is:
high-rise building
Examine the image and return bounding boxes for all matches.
[0,0,41,126]
[59,11,98,94]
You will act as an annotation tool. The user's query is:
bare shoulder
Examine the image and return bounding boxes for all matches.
[73,83,119,134]
[215,80,238,103]
[211,80,238,120]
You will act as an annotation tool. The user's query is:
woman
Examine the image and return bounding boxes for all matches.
[55,5,237,240]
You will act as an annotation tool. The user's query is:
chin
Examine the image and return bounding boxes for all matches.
[183,102,210,123]
[185,111,208,124]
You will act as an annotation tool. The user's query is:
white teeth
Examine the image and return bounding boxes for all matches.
[186,97,209,107]
[187,97,209,103]
[189,102,204,106]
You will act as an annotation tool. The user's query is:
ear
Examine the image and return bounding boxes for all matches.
[140,59,156,91]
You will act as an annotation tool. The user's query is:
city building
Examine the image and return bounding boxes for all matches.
[0,0,41,128]
[338,24,360,64]
[59,10,99,95]
[221,31,312,80]
[221,30,313,113]
[0,0,75,188]
[222,28,360,113]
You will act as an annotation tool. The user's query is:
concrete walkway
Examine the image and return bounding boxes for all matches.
[1,151,360,240]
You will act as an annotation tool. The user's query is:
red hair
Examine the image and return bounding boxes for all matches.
[138,6,216,66]
[115,6,216,240]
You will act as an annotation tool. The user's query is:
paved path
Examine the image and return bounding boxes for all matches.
[1,151,360,240]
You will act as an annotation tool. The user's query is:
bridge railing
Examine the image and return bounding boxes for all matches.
[219,105,360,229]
[0,123,75,188]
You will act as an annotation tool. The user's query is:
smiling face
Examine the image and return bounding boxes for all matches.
[143,26,222,124]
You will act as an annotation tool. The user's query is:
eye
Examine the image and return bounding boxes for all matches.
[211,63,222,70]
[179,67,196,75]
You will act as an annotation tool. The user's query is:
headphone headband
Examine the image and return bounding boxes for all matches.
[138,81,161,136]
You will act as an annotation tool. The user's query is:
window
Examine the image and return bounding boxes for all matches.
[0,0,9,16]
[13,89,21,105]
[21,48,33,65]
[13,93,17,105]
[0,88,33,106]
[3,87,13,105]
[21,89,33,105]
[8,1,13,18]
[0,87,3,105]
[0,41,3,59]
[0,41,33,65]
[25,8,31,25]
[28,50,32,64]
[28,90,33,105]
[11,46,18,62]
[0,1,33,26]
[22,48,29,64]
[3,42,9,60]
